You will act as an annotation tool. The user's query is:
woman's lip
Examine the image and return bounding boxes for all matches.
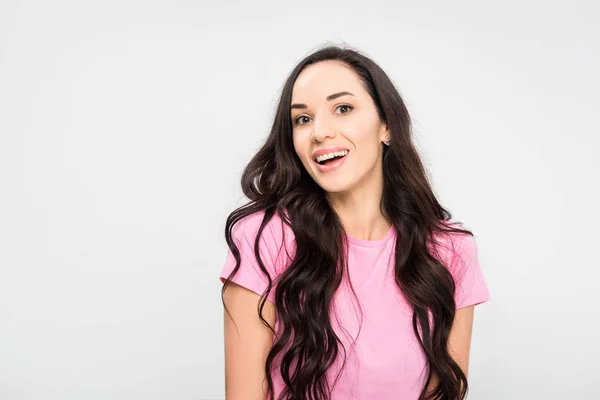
[313,152,349,173]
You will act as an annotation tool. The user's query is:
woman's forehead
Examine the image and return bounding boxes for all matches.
[291,61,363,103]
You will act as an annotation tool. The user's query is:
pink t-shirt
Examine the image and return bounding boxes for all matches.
[219,210,490,399]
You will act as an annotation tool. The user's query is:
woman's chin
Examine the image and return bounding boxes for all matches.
[317,180,353,195]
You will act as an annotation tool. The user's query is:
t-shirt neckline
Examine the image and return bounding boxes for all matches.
[345,224,396,248]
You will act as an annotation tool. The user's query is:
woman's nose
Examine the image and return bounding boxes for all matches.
[310,118,337,143]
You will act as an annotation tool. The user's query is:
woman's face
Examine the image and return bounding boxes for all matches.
[290,60,389,194]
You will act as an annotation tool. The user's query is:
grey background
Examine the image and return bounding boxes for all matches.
[1,0,598,399]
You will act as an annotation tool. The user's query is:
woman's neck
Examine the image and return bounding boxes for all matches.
[327,171,391,241]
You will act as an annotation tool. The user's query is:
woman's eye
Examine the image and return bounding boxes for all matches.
[293,115,310,125]
[335,104,354,114]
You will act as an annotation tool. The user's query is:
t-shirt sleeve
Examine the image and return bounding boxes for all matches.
[219,215,281,304]
[448,233,491,310]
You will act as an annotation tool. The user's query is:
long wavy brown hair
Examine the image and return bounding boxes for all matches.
[221,45,474,400]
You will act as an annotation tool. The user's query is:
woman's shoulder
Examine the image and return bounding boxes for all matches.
[232,209,297,268]
[429,220,478,264]
[234,209,293,240]
[430,220,490,308]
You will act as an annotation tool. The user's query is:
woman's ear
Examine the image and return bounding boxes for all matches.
[381,125,390,143]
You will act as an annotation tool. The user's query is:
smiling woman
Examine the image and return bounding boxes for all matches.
[219,45,490,400]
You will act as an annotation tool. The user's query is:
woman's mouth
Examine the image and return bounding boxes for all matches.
[312,150,349,173]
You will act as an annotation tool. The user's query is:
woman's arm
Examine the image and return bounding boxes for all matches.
[425,305,475,396]
[223,281,276,400]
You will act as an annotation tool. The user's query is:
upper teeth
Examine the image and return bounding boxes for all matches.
[316,150,348,163]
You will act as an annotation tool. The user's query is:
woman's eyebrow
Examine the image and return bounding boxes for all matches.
[291,91,355,110]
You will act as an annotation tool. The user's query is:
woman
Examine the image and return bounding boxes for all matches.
[219,45,490,400]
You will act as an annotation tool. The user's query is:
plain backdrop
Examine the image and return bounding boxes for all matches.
[1,0,598,399]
